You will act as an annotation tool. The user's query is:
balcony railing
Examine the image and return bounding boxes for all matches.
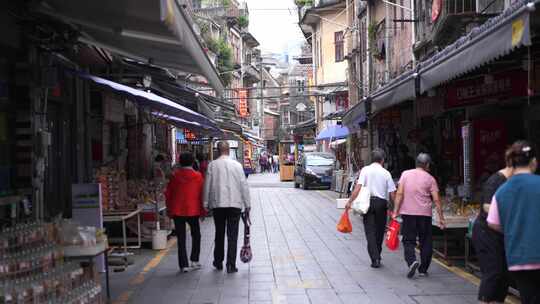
[431,0,504,45]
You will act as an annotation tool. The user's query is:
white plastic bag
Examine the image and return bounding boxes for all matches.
[352,185,370,214]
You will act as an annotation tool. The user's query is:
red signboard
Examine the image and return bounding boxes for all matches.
[446,70,528,108]
[473,119,508,184]
[238,89,249,118]
[184,129,197,140]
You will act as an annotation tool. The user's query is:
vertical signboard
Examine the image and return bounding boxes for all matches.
[461,122,472,200]
[473,120,507,184]
[238,89,249,118]
[72,183,104,271]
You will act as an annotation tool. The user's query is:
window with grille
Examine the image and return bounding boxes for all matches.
[282,111,290,126]
[334,31,344,62]
[297,79,305,93]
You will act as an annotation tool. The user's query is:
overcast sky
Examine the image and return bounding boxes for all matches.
[245,0,305,58]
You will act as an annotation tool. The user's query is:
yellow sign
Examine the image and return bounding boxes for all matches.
[163,0,175,26]
[512,18,525,47]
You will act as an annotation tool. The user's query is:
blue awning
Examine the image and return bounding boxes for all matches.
[315,125,349,141]
[76,72,218,129]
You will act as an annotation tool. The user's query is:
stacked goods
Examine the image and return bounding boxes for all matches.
[126,180,164,204]
[0,221,103,303]
[442,196,481,217]
[94,168,128,212]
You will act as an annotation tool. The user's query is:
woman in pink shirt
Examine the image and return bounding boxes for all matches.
[393,153,445,279]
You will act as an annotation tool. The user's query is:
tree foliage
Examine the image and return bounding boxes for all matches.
[238,15,249,29]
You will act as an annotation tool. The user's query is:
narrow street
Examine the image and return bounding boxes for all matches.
[110,173,480,304]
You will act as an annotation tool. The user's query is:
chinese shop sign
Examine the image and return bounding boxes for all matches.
[446,70,527,108]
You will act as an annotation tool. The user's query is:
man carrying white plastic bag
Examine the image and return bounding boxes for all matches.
[346,149,396,268]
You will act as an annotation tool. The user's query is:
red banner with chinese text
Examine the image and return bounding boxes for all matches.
[239,89,249,118]
[446,70,528,108]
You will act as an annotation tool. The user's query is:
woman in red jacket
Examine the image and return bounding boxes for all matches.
[165,152,205,273]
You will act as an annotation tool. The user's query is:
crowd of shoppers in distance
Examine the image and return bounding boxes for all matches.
[258,152,279,173]
[165,141,251,274]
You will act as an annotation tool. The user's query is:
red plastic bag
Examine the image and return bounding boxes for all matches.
[385,219,400,251]
[337,210,352,233]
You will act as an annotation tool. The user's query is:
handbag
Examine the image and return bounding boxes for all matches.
[240,210,253,263]
[352,175,370,214]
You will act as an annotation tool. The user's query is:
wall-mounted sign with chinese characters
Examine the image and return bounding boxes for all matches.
[446,70,528,108]
[184,129,197,141]
[238,89,249,118]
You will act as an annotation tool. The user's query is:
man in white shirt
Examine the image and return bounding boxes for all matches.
[272,154,280,173]
[204,141,251,273]
[346,149,396,268]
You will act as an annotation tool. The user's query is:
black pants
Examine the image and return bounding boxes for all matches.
[472,219,509,302]
[511,269,540,304]
[213,207,242,267]
[363,197,388,263]
[401,215,432,273]
[173,216,201,269]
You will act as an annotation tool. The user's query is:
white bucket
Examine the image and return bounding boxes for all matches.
[152,230,168,250]
[336,198,348,209]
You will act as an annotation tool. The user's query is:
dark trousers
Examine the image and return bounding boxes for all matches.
[363,197,388,263]
[472,220,509,302]
[401,215,433,273]
[173,216,201,269]
[213,207,242,267]
[511,269,540,304]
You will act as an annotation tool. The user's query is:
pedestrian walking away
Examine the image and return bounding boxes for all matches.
[472,148,513,303]
[487,141,540,304]
[273,154,279,172]
[268,154,274,173]
[165,152,205,273]
[346,149,396,268]
[204,141,251,273]
[393,153,444,279]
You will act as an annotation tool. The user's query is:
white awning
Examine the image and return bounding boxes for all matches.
[330,139,347,148]
[36,0,224,94]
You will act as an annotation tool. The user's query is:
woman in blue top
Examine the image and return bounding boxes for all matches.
[487,141,540,304]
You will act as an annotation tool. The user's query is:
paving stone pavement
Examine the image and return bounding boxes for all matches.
[124,174,479,304]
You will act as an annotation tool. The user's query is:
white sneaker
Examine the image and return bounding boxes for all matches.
[191,262,202,269]
[180,267,194,273]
